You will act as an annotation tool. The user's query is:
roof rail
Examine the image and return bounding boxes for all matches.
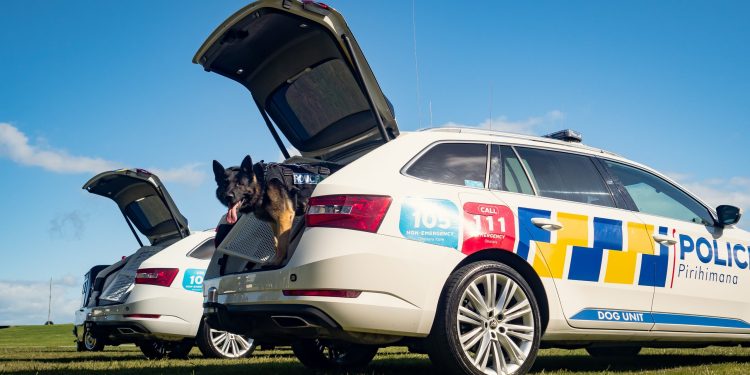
[422,127,621,157]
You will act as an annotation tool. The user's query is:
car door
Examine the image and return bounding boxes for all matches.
[601,159,750,333]
[490,145,657,330]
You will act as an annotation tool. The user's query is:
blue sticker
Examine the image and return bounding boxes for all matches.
[182,269,206,292]
[399,198,459,249]
[464,179,484,188]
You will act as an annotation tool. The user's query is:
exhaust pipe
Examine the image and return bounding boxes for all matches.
[271,315,313,328]
[117,327,137,335]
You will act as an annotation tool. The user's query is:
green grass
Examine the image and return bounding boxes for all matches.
[2,325,750,374]
[0,325,76,348]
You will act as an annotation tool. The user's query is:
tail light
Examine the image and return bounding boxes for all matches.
[124,314,160,319]
[283,289,361,298]
[135,268,178,287]
[306,195,392,233]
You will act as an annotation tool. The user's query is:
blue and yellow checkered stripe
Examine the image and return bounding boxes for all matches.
[517,208,670,287]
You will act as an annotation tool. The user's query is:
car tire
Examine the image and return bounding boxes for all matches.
[586,346,641,357]
[138,340,193,360]
[196,317,256,359]
[81,329,104,352]
[291,339,378,370]
[426,260,542,375]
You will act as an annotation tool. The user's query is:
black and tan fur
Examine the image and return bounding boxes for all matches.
[213,155,295,265]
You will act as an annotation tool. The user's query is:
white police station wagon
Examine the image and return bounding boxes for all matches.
[194,1,748,374]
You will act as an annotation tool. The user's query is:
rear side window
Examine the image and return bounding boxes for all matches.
[406,143,488,188]
[489,145,534,194]
[603,161,714,225]
[516,147,615,207]
[188,240,215,260]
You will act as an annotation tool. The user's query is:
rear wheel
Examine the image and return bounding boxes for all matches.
[291,339,378,370]
[79,329,104,352]
[196,317,255,359]
[586,346,641,358]
[138,340,193,359]
[427,261,541,375]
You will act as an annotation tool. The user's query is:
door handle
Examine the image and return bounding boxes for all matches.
[531,218,564,231]
[653,234,677,246]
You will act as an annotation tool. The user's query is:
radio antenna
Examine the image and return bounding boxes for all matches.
[412,0,423,128]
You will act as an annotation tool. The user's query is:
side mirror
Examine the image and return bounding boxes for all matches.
[716,205,742,227]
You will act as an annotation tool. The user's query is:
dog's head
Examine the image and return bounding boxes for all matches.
[213,155,265,224]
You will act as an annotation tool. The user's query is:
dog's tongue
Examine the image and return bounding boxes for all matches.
[227,200,242,225]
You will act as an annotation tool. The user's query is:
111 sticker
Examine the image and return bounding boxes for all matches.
[462,202,516,255]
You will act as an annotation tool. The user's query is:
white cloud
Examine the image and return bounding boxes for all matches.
[439,110,566,135]
[150,163,206,187]
[0,122,119,173]
[0,277,81,325]
[0,123,206,186]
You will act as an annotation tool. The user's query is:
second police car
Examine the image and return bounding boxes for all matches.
[193,1,748,374]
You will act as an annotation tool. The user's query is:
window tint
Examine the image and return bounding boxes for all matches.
[603,161,714,225]
[124,195,172,233]
[406,143,488,188]
[516,147,615,207]
[489,145,534,195]
[188,240,215,260]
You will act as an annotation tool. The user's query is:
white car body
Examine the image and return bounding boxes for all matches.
[74,169,253,359]
[76,229,214,342]
[205,128,750,341]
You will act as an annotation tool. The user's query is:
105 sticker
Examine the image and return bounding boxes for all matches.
[182,269,206,293]
[399,198,459,249]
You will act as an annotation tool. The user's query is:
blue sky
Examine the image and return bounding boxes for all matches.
[1,1,748,324]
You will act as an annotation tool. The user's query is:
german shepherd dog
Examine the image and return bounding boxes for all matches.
[212,155,295,265]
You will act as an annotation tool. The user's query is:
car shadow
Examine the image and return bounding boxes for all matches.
[532,352,750,373]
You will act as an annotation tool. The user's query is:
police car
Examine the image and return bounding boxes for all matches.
[74,169,254,359]
[194,1,747,374]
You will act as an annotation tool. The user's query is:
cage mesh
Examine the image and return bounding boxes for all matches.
[217,214,278,263]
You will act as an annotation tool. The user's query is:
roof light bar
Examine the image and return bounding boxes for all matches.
[543,129,583,143]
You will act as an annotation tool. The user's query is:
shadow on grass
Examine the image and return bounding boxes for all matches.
[4,351,750,374]
[532,352,750,373]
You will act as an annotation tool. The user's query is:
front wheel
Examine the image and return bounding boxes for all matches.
[138,340,193,359]
[291,339,378,370]
[427,261,541,375]
[196,317,255,359]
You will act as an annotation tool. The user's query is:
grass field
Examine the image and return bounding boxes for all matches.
[2,325,750,374]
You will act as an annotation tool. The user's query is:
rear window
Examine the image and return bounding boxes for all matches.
[266,59,374,152]
[516,147,615,207]
[405,143,488,188]
[124,195,173,233]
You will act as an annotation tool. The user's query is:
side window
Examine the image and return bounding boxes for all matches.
[405,143,488,188]
[516,147,615,207]
[489,145,534,195]
[188,239,215,260]
[603,160,714,225]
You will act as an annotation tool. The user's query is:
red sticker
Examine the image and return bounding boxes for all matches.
[462,202,516,255]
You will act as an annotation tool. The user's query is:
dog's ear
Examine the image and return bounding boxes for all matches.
[240,155,253,175]
[212,160,225,182]
[252,162,265,183]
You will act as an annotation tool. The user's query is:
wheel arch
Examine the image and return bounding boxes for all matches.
[454,249,550,335]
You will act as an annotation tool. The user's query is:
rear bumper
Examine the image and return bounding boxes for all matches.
[205,227,465,343]
[84,320,154,344]
[204,302,341,345]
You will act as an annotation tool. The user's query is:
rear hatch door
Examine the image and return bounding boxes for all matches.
[193,0,399,161]
[83,168,189,245]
